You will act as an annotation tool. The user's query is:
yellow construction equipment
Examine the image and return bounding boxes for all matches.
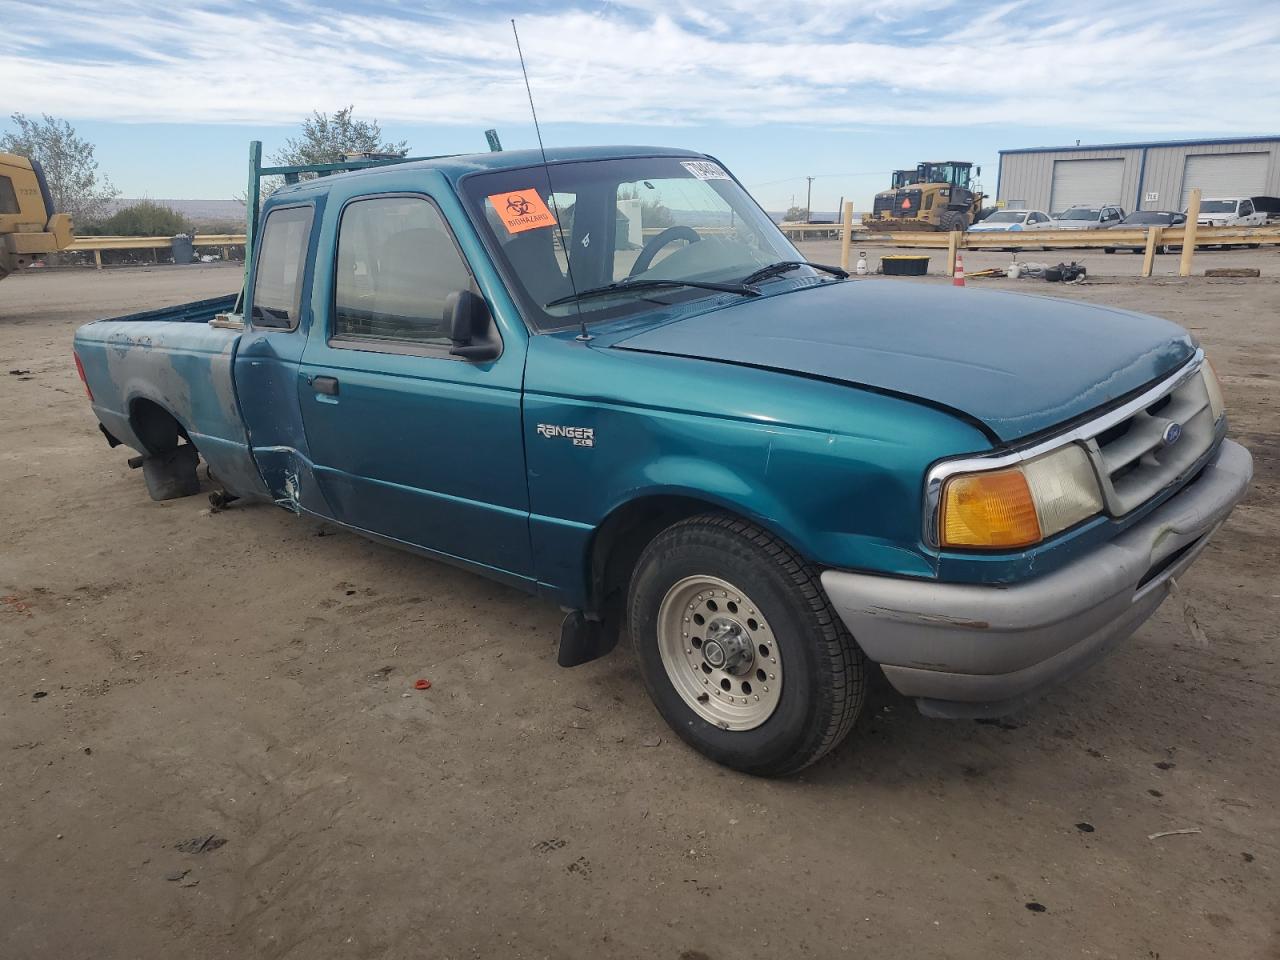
[1,153,74,282]
[871,161,984,232]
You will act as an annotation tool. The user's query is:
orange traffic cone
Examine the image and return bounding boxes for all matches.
[952,253,966,287]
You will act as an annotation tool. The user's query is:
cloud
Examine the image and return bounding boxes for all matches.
[1,0,1277,132]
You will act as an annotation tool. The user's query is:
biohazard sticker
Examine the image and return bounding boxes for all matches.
[489,189,557,234]
[680,160,729,181]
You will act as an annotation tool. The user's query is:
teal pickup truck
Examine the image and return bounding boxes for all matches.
[73,145,1252,775]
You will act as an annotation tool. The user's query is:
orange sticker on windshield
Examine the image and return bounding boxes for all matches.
[489,189,557,234]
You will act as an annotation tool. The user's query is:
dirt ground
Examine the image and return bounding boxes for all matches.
[1,261,1277,960]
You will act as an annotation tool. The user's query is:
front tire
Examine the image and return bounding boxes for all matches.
[627,515,865,776]
[937,210,969,233]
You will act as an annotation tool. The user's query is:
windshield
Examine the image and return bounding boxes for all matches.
[461,156,803,329]
[1199,200,1238,214]
[1123,212,1175,224]
[985,211,1025,223]
[1056,208,1100,220]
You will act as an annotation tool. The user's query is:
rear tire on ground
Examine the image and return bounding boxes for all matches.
[142,443,201,501]
[1103,247,1116,254]
[627,514,865,776]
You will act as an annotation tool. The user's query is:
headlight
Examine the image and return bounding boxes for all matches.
[1202,361,1225,421]
[938,444,1103,550]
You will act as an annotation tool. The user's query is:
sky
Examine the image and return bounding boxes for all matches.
[3,0,1279,213]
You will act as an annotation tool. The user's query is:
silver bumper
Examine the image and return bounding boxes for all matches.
[821,439,1253,718]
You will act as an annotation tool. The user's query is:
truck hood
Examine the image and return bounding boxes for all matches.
[611,280,1195,443]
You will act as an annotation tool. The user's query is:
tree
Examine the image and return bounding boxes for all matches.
[272,106,407,168]
[783,206,808,222]
[1,113,118,225]
[85,200,191,238]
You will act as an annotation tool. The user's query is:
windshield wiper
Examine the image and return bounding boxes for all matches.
[738,260,849,285]
[544,277,760,309]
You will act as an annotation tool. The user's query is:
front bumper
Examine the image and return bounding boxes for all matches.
[821,439,1253,718]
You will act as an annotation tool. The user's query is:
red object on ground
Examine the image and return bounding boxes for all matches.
[413,679,431,690]
[952,253,966,287]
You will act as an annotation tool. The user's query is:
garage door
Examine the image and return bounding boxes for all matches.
[1049,158,1125,213]
[1179,152,1269,208]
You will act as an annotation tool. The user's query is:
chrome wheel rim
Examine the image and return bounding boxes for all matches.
[656,575,782,731]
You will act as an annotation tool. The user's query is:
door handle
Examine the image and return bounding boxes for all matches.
[312,376,339,396]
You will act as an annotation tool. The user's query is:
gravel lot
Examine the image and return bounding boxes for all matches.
[1,261,1277,959]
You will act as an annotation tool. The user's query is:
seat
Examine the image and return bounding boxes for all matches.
[369,227,471,340]
[503,229,572,307]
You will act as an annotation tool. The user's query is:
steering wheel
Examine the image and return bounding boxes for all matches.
[628,225,701,277]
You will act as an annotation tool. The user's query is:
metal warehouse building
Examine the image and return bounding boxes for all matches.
[996,136,1280,214]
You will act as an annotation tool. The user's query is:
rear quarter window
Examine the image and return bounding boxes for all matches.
[252,205,314,329]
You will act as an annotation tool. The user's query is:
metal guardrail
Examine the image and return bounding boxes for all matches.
[779,223,1280,248]
[66,234,246,269]
[68,234,245,251]
[787,195,1277,280]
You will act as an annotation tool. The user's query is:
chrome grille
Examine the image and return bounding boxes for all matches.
[1084,363,1217,515]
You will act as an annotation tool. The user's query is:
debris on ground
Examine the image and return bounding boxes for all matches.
[1075,822,1095,833]
[31,691,48,700]
[642,735,662,747]
[967,268,1007,279]
[1148,827,1201,840]
[1025,902,1047,913]
[8,368,32,375]
[164,869,189,882]
[1008,261,1087,282]
[3,595,33,615]
[1205,268,1260,278]
[174,834,226,854]
[413,678,431,690]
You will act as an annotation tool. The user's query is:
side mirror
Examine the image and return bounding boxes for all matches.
[975,166,982,177]
[446,289,500,361]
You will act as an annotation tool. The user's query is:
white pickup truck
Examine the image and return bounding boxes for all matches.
[1195,197,1266,228]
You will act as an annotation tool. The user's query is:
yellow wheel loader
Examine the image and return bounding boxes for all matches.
[1,153,74,282]
[871,161,984,232]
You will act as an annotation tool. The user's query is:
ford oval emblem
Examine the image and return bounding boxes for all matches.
[1161,422,1183,447]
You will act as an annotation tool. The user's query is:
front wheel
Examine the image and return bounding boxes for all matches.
[627,515,865,776]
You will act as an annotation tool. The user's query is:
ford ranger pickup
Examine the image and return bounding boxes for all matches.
[72,145,1253,775]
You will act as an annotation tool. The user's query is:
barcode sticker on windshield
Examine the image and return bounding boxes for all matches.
[489,189,557,234]
[681,161,729,181]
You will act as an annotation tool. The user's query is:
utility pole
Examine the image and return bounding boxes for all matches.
[805,176,815,223]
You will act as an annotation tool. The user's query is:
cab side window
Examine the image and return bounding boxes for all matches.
[1240,200,1254,217]
[252,206,313,329]
[333,196,474,347]
[0,176,19,215]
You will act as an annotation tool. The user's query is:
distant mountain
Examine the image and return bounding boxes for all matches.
[102,198,247,224]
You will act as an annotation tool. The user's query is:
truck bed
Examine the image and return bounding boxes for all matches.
[73,293,268,499]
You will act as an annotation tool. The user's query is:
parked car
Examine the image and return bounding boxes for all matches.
[1048,205,1126,230]
[1195,197,1266,228]
[967,210,1052,232]
[1103,211,1186,254]
[71,145,1253,776]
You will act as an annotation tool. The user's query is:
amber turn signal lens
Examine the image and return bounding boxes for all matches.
[940,467,1043,549]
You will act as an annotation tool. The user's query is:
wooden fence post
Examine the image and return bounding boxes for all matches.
[840,201,854,272]
[946,230,959,277]
[1179,189,1201,278]
[93,250,103,270]
[1141,226,1161,278]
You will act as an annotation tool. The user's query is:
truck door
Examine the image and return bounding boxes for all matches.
[235,201,335,516]
[297,188,533,583]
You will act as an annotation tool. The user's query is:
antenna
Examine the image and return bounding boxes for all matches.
[512,19,590,342]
